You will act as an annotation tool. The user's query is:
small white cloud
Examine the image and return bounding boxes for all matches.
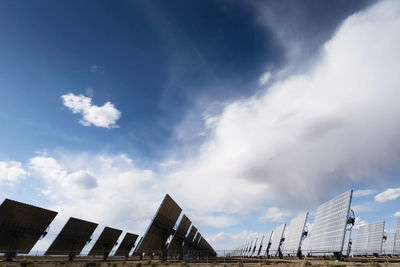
[258,207,292,222]
[61,93,121,128]
[259,71,272,85]
[353,217,368,229]
[354,189,375,197]
[207,230,263,250]
[375,188,400,203]
[159,160,181,167]
[0,161,28,185]
[393,211,400,217]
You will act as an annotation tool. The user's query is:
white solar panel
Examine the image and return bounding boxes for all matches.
[353,221,385,255]
[353,224,369,255]
[282,212,308,256]
[395,218,400,255]
[269,224,286,257]
[246,240,253,257]
[262,231,273,257]
[307,190,353,254]
[367,221,384,255]
[256,235,264,256]
[382,231,395,255]
[250,238,258,257]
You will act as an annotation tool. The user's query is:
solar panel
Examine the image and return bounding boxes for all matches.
[262,231,273,257]
[45,217,98,260]
[88,226,122,259]
[307,190,353,255]
[257,235,264,256]
[382,231,395,255]
[168,215,191,258]
[395,218,400,255]
[269,224,286,257]
[0,199,58,260]
[353,224,369,255]
[114,232,139,259]
[182,225,197,255]
[366,221,384,255]
[135,194,182,259]
[250,238,258,257]
[282,212,308,257]
[246,239,253,257]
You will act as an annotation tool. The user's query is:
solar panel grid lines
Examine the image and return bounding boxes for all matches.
[45,217,98,257]
[382,231,395,255]
[87,226,122,258]
[307,189,353,254]
[366,221,385,255]
[0,199,58,255]
[282,212,308,256]
[353,223,369,255]
[395,218,400,255]
[269,224,286,257]
[114,232,139,257]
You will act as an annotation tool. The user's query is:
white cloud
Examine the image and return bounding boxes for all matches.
[166,0,400,211]
[61,93,121,128]
[259,71,272,85]
[207,230,263,251]
[353,217,368,229]
[375,188,400,203]
[0,161,28,185]
[354,189,375,197]
[393,211,400,217]
[258,207,293,222]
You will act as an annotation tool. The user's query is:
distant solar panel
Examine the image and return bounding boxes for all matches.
[307,190,353,256]
[182,225,197,255]
[0,199,58,260]
[250,238,258,257]
[168,215,191,258]
[269,224,286,257]
[45,217,98,260]
[395,218,400,255]
[114,232,139,259]
[366,221,384,255]
[246,240,253,257]
[282,212,308,257]
[135,194,182,259]
[257,235,264,256]
[353,224,369,255]
[262,231,273,257]
[88,226,122,259]
[382,231,395,255]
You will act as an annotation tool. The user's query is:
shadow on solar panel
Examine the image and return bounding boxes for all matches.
[135,194,182,261]
[45,217,98,261]
[88,226,122,260]
[0,199,58,261]
[114,232,139,260]
[182,225,197,258]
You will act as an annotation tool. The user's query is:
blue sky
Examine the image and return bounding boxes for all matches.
[2,0,400,252]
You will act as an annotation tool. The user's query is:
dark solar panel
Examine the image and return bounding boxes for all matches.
[88,226,122,259]
[45,217,98,259]
[114,232,139,257]
[0,199,58,256]
[168,215,191,257]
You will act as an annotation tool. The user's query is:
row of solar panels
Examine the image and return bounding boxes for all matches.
[0,194,215,261]
[233,190,355,259]
[352,219,400,256]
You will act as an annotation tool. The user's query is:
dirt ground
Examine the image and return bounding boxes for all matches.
[1,258,400,267]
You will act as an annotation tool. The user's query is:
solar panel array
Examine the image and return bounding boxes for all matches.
[88,226,122,259]
[282,212,308,256]
[382,231,395,255]
[395,218,400,255]
[269,224,286,257]
[168,215,191,257]
[305,190,353,255]
[353,221,385,255]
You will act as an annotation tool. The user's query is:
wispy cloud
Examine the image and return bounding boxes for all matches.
[375,188,400,203]
[353,189,375,197]
[258,207,293,222]
[61,93,121,128]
